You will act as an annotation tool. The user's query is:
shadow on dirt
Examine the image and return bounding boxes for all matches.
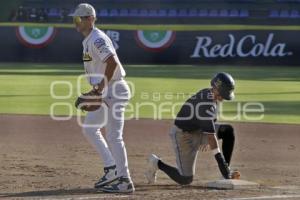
[0,184,208,198]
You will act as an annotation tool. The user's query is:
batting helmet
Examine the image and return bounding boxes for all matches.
[211,72,235,100]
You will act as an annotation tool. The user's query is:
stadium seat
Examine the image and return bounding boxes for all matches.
[239,9,249,17]
[68,8,75,16]
[48,8,60,17]
[198,9,208,17]
[188,9,198,17]
[178,9,188,17]
[120,9,129,17]
[109,9,119,17]
[98,9,109,17]
[219,9,229,17]
[129,9,139,17]
[279,10,289,18]
[148,9,158,17]
[269,9,279,18]
[277,0,300,2]
[290,9,299,18]
[158,9,167,17]
[208,9,218,17]
[168,9,177,17]
[229,9,239,17]
[140,9,148,17]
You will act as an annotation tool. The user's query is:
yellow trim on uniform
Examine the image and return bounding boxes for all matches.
[83,53,92,62]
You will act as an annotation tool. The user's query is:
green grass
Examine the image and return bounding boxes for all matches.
[2,22,300,31]
[0,63,300,124]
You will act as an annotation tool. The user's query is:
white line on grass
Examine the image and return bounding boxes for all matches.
[222,194,300,200]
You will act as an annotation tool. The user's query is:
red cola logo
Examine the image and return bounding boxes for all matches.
[191,33,293,58]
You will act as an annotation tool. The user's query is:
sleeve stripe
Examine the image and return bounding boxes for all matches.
[102,53,114,62]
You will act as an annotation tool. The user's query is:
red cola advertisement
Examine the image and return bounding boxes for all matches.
[0,26,299,66]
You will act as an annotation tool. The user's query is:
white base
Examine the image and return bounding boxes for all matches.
[206,179,259,190]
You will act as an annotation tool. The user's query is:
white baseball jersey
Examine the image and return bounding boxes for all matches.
[82,27,125,85]
[81,28,131,179]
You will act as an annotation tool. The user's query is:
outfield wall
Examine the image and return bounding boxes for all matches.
[0,25,300,66]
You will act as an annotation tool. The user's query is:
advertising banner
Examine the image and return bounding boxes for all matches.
[0,26,299,66]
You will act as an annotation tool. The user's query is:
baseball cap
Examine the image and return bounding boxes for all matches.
[69,3,96,17]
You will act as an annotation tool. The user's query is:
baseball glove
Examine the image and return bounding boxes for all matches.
[75,90,102,112]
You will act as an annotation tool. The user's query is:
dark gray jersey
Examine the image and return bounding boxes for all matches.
[174,88,217,134]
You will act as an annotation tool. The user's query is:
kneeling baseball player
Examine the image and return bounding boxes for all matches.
[145,72,239,185]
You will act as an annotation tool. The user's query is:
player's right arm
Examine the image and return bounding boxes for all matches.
[91,36,117,93]
[207,134,231,179]
[197,101,231,179]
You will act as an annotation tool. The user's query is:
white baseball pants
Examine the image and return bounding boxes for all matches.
[82,79,131,178]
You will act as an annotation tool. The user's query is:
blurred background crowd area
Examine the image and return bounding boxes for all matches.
[2,0,300,24]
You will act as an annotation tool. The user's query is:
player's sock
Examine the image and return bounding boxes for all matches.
[157,160,192,185]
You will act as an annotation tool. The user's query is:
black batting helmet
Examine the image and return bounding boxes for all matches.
[211,72,235,100]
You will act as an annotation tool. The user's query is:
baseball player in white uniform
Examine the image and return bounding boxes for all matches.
[70,3,134,193]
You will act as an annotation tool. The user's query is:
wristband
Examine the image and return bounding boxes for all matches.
[212,147,221,155]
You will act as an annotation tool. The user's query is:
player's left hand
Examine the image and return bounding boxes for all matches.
[230,170,241,179]
[75,89,102,112]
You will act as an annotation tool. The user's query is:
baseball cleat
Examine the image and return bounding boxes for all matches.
[145,154,159,184]
[94,165,118,188]
[99,176,135,193]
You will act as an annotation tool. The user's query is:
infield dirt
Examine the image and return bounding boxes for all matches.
[0,114,299,199]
